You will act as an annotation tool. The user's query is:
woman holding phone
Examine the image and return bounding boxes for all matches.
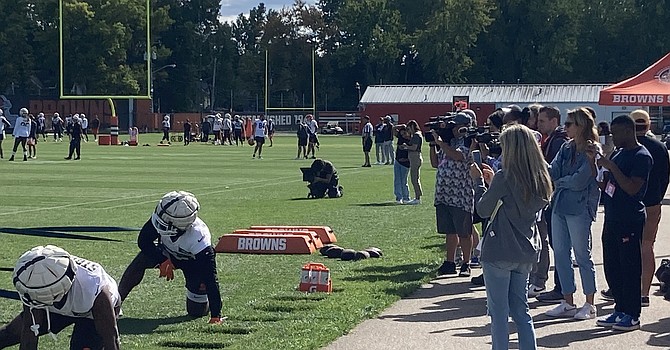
[400,120,423,205]
[474,124,553,350]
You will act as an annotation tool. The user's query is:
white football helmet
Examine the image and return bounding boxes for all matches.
[20,108,29,117]
[72,115,80,123]
[53,112,60,118]
[151,191,200,237]
[164,115,170,121]
[13,245,76,308]
[38,112,44,118]
[224,113,231,119]
[80,113,86,119]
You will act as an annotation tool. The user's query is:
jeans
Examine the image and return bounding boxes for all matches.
[393,162,410,201]
[383,140,394,164]
[375,143,384,163]
[551,210,597,296]
[530,212,549,288]
[482,261,537,350]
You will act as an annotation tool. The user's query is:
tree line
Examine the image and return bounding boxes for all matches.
[2,0,669,113]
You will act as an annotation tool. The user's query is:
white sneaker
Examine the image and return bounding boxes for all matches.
[545,300,577,318]
[573,303,596,320]
[405,199,421,205]
[396,199,404,204]
[527,284,546,298]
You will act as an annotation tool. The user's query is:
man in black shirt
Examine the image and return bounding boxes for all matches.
[183,119,192,146]
[596,115,652,331]
[631,110,670,306]
[65,115,83,160]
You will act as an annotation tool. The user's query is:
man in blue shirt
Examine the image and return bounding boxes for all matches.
[596,114,652,332]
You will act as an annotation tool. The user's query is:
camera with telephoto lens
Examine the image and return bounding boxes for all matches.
[459,126,502,157]
[424,114,458,143]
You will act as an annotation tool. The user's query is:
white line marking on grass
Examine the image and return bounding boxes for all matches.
[0,167,371,216]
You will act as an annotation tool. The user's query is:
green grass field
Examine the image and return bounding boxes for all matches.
[0,133,446,350]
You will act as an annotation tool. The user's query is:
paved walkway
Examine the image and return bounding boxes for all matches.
[325,200,670,349]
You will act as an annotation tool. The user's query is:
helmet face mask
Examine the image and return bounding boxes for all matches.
[152,191,199,238]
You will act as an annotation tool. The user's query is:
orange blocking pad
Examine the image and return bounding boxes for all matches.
[215,234,315,254]
[98,135,111,145]
[249,226,337,244]
[233,229,323,249]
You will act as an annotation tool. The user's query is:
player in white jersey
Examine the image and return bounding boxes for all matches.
[118,191,224,324]
[36,112,47,141]
[305,114,319,159]
[0,110,10,158]
[0,245,120,350]
[9,107,31,161]
[80,113,89,142]
[252,115,268,159]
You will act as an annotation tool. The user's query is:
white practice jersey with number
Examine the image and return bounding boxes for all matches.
[160,217,212,261]
[307,119,318,134]
[49,256,120,319]
[254,119,267,138]
[12,117,31,138]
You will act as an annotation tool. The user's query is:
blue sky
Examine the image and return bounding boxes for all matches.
[219,0,317,23]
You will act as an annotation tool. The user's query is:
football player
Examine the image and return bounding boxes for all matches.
[64,114,83,160]
[9,108,31,161]
[0,245,121,350]
[0,109,10,158]
[251,115,268,159]
[118,191,224,324]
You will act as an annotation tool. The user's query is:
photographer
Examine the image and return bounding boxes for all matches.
[430,112,475,277]
[307,159,342,198]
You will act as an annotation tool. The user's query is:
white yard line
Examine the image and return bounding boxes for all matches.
[0,168,369,216]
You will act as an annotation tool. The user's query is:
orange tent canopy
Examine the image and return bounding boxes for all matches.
[599,52,670,106]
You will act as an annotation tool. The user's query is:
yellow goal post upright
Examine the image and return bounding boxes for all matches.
[264,49,316,125]
[58,0,152,118]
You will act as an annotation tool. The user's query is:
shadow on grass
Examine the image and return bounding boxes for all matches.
[354,202,400,207]
[272,294,328,302]
[289,197,313,201]
[0,267,12,272]
[0,226,138,242]
[118,315,194,334]
[0,289,19,300]
[160,340,228,349]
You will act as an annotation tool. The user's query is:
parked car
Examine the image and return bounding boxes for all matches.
[321,121,344,134]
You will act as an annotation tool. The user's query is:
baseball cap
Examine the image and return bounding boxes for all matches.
[453,112,471,125]
[630,109,650,126]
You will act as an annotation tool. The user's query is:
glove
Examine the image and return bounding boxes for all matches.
[208,317,225,324]
[158,259,175,281]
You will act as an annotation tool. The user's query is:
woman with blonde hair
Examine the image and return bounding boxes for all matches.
[545,107,601,321]
[475,124,552,350]
[400,120,423,204]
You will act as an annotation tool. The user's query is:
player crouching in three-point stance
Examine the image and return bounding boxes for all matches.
[0,245,121,350]
[118,191,224,324]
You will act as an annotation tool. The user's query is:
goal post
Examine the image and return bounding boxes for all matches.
[264,49,316,124]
